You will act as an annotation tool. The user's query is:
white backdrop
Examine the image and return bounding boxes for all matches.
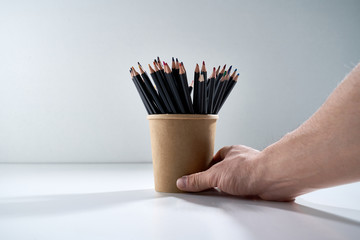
[1,0,359,162]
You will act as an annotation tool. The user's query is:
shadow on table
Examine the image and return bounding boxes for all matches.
[1,188,359,229]
[0,189,156,218]
[172,189,360,225]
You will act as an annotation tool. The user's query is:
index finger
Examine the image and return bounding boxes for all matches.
[210,146,232,167]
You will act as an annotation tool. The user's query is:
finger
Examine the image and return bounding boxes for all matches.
[176,169,217,192]
[210,146,232,166]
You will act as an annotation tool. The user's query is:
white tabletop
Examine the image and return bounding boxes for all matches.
[0,163,359,240]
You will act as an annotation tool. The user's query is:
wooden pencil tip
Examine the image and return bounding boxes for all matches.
[176,58,179,62]
[172,57,174,62]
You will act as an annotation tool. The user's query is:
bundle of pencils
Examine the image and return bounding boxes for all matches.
[129,57,239,115]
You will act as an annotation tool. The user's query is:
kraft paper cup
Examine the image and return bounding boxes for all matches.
[147,114,219,193]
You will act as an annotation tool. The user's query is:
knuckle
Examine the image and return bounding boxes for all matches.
[187,173,201,189]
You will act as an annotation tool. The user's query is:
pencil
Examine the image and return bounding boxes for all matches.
[189,80,194,95]
[171,58,187,110]
[201,61,207,114]
[131,68,154,114]
[217,73,239,113]
[132,67,160,114]
[179,63,194,113]
[198,74,205,114]
[153,62,177,113]
[193,64,200,113]
[213,73,229,113]
[214,65,226,94]
[138,63,166,113]
[164,63,186,113]
[148,64,172,113]
[207,67,216,113]
[212,71,226,113]
[215,66,220,77]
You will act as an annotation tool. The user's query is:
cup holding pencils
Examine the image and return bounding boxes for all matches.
[130,57,239,192]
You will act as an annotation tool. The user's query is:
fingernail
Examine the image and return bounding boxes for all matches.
[176,177,186,190]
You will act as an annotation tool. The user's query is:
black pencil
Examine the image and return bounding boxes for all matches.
[213,73,229,113]
[164,63,186,113]
[193,64,200,113]
[148,64,172,113]
[153,62,177,113]
[172,58,188,111]
[201,61,207,114]
[198,74,205,114]
[132,67,160,114]
[131,68,154,114]
[215,65,226,91]
[207,67,216,114]
[138,63,166,114]
[217,73,239,113]
[212,71,226,113]
[179,63,194,113]
[215,66,220,77]
[189,80,194,95]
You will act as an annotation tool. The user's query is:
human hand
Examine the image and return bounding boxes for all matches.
[176,145,269,198]
[176,144,298,201]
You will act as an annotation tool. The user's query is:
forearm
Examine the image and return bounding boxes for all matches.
[258,64,360,199]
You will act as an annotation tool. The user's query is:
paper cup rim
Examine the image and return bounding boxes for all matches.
[147,114,219,120]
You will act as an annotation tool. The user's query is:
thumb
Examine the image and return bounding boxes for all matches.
[176,169,217,192]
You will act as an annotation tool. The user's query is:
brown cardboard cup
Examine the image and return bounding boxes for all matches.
[147,114,219,193]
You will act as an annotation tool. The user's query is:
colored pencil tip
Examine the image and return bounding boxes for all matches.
[224,71,227,75]
[172,57,174,61]
[237,73,240,76]
[176,58,179,62]
[235,69,237,71]
[202,61,205,65]
[137,62,141,66]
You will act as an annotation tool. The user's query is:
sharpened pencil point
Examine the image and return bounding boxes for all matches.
[172,57,174,62]
[203,61,205,65]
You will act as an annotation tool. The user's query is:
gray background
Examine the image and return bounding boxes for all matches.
[0,0,359,163]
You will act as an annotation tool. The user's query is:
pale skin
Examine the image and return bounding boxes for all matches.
[176,63,360,201]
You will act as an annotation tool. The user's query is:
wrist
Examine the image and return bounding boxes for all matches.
[256,131,316,200]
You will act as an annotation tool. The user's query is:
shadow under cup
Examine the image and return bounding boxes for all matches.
[147,114,219,193]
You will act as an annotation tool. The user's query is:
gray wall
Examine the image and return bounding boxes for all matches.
[0,0,359,162]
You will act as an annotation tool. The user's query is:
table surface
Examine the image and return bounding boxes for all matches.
[0,163,359,240]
